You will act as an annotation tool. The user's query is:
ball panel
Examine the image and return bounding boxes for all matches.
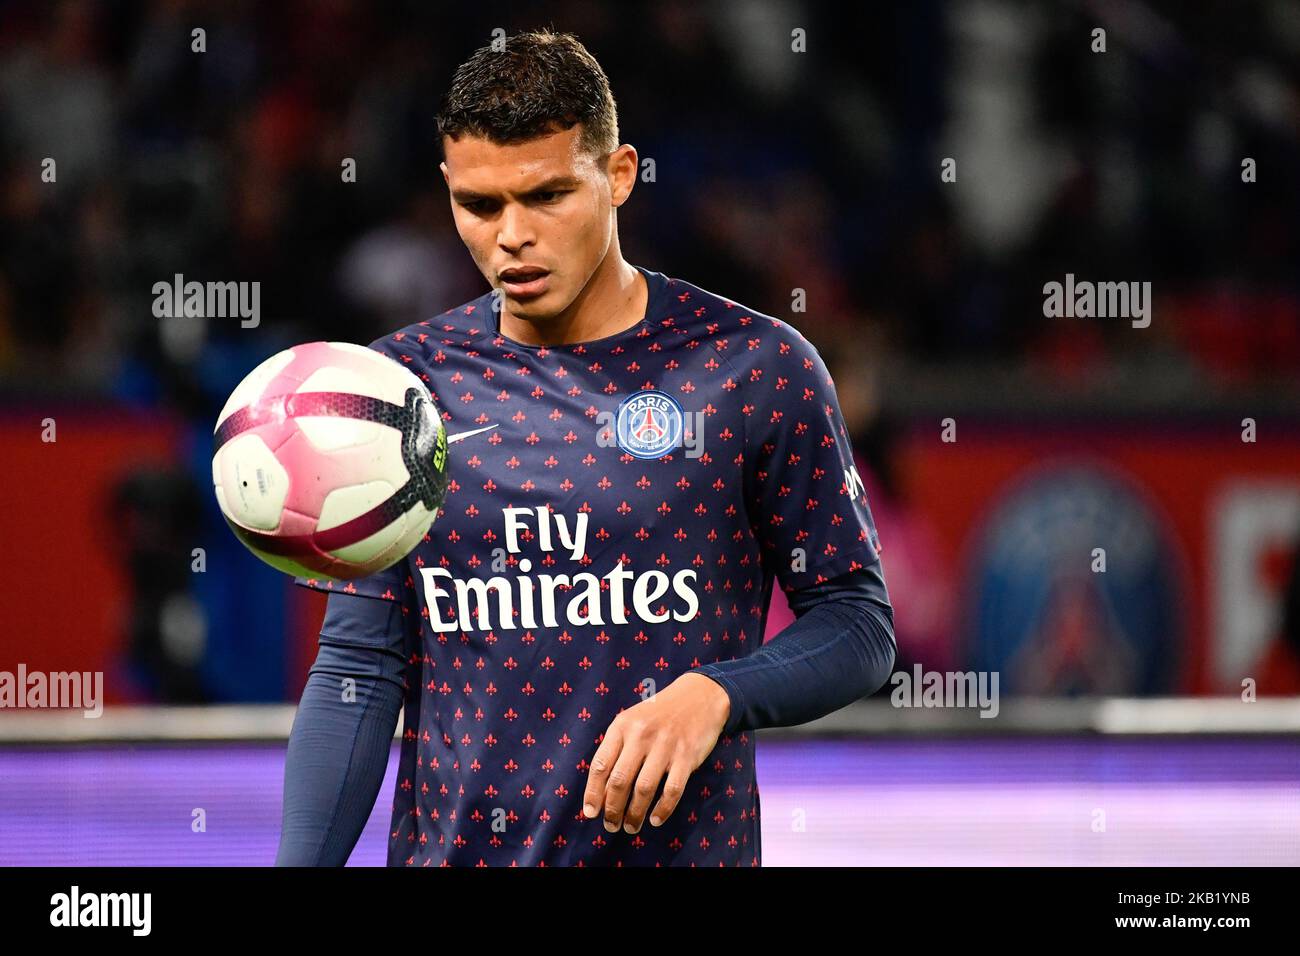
[275,428,408,520]
[326,341,429,394]
[327,341,385,359]
[294,413,388,454]
[298,364,398,405]
[318,479,398,533]
[310,342,422,406]
[215,348,296,430]
[380,501,434,567]
[331,501,434,574]
[213,483,231,521]
[223,509,335,578]
[214,433,290,531]
[327,507,405,565]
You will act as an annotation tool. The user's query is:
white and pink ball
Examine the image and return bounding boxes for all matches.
[212,341,448,580]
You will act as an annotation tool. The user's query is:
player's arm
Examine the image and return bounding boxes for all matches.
[584,320,896,834]
[583,567,894,835]
[275,591,408,866]
[694,321,897,737]
[695,564,895,735]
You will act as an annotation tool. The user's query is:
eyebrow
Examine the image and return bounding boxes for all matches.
[451,175,582,203]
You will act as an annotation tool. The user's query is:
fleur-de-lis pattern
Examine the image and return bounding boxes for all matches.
[299,267,882,866]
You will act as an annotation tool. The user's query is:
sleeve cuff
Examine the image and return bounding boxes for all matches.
[694,665,748,737]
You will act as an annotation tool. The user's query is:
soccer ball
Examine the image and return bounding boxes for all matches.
[212,341,449,580]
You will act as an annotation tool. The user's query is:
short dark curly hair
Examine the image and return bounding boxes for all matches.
[436,29,619,157]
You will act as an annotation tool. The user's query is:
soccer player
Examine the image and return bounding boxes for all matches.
[276,29,895,867]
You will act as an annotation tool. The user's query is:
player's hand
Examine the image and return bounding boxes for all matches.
[582,671,731,834]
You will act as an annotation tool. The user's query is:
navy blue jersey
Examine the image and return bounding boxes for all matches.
[297,265,883,866]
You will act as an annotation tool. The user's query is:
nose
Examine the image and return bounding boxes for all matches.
[496,204,534,254]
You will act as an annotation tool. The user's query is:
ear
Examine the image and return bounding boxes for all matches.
[439,161,451,186]
[607,144,638,208]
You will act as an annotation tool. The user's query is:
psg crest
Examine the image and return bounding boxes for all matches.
[968,466,1184,695]
[615,390,684,459]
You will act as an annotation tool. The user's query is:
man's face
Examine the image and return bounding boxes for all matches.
[441,124,632,321]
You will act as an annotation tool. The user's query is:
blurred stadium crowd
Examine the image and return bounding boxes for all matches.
[1,0,1297,703]
[2,0,1297,397]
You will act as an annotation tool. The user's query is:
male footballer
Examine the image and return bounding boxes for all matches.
[276,29,895,867]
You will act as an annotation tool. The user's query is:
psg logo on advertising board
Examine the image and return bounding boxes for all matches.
[615,390,684,459]
[968,466,1184,695]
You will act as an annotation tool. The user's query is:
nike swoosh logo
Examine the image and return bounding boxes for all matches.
[446,423,500,444]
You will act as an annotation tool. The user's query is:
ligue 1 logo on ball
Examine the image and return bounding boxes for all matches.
[615,390,684,459]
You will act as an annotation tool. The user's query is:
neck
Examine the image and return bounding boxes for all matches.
[500,249,646,347]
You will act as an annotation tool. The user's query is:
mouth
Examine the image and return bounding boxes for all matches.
[498,266,550,299]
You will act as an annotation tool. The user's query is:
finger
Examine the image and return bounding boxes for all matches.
[622,746,671,834]
[583,721,625,820]
[648,761,690,828]
[601,730,649,832]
